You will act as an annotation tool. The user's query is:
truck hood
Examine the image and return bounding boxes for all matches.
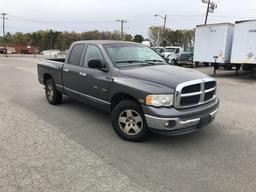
[162,52,175,55]
[162,52,174,56]
[119,65,208,88]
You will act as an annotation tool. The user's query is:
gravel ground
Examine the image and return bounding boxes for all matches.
[0,92,149,192]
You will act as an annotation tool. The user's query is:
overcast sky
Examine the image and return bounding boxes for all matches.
[1,0,256,37]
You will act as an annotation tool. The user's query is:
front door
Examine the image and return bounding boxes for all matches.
[78,44,112,107]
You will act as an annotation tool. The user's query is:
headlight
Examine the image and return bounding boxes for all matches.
[145,94,174,107]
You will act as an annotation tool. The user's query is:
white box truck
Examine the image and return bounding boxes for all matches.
[193,23,234,66]
[231,20,256,68]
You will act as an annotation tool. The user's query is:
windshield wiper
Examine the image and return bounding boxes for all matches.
[116,60,144,64]
[116,60,164,68]
[144,59,166,63]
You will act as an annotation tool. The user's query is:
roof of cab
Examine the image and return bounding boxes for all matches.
[72,40,140,45]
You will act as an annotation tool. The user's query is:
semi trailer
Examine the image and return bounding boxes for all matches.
[193,20,256,75]
[193,23,234,66]
[231,20,256,72]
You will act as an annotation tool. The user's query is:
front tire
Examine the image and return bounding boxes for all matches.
[112,100,149,141]
[45,79,63,105]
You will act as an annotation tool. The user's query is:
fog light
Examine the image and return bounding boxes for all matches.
[164,122,169,127]
[164,120,177,129]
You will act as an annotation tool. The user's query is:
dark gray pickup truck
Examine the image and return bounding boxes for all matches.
[38,40,219,141]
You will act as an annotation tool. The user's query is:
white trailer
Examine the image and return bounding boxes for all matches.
[193,23,234,65]
[231,20,256,66]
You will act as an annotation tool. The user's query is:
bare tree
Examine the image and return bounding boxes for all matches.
[148,26,166,46]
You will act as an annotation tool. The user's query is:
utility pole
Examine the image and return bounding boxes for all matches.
[202,0,217,24]
[1,13,7,45]
[116,19,128,40]
[49,29,53,56]
[155,14,167,29]
[204,0,210,25]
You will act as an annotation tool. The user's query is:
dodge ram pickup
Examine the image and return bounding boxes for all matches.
[37,40,219,141]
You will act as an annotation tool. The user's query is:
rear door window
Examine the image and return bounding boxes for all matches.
[68,44,85,65]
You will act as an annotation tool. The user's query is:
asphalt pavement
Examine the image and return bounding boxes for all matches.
[0,55,256,192]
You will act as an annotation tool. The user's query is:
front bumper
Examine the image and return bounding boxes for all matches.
[143,98,219,136]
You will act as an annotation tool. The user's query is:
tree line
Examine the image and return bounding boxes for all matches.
[0,30,139,51]
[0,27,194,51]
[148,26,195,48]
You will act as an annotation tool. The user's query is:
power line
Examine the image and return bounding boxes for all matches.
[165,14,255,19]
[8,14,113,25]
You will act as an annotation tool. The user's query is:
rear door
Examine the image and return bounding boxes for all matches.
[62,44,85,97]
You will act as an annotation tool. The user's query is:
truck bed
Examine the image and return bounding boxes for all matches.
[37,58,65,87]
[47,58,66,63]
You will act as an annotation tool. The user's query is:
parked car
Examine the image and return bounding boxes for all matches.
[0,47,7,54]
[41,49,61,57]
[141,40,151,47]
[151,46,165,54]
[37,40,219,141]
[161,46,184,65]
[177,52,194,67]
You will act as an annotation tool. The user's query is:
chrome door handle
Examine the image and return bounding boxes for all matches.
[79,72,87,77]
[63,68,69,72]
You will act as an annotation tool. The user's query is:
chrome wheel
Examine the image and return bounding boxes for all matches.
[118,109,143,136]
[46,84,54,101]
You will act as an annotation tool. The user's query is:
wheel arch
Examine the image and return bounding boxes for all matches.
[43,73,53,84]
[111,93,141,112]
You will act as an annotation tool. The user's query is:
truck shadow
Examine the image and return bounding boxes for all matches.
[210,71,254,79]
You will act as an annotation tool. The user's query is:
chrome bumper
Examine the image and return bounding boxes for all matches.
[145,107,218,131]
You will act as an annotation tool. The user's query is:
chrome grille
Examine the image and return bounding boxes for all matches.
[174,78,216,109]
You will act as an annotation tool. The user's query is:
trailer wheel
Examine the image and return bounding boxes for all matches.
[203,62,210,67]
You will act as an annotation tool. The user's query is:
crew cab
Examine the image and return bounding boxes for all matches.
[37,40,219,141]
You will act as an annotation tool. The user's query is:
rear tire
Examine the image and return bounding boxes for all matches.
[45,79,63,105]
[111,100,149,142]
[171,59,177,65]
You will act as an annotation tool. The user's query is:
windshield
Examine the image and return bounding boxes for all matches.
[152,48,163,53]
[164,48,176,53]
[181,52,193,57]
[104,43,166,68]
